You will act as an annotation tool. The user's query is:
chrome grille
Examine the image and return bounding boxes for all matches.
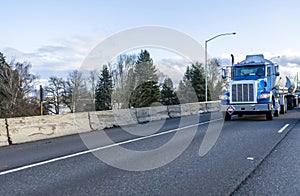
[231,83,254,102]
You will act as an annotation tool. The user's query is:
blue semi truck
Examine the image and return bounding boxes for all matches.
[220,54,298,121]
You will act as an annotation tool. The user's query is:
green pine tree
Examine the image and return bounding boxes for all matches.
[0,52,11,102]
[179,63,209,103]
[134,50,158,84]
[176,80,187,103]
[160,78,179,105]
[129,81,160,108]
[190,63,207,102]
[0,52,39,118]
[129,50,160,107]
[95,65,113,111]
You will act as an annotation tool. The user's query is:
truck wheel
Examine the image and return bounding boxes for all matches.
[284,97,288,112]
[266,111,273,121]
[288,101,294,110]
[280,105,285,114]
[223,112,231,121]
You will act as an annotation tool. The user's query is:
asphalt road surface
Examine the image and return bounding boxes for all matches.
[0,108,299,195]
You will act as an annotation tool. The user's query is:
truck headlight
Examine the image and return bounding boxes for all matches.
[219,94,229,100]
[258,93,271,99]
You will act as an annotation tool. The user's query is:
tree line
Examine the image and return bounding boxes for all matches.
[0,52,39,118]
[0,50,222,118]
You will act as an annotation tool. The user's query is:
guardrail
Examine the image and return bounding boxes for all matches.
[0,101,220,146]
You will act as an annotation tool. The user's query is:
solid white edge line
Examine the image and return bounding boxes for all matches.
[0,118,223,176]
[278,124,289,134]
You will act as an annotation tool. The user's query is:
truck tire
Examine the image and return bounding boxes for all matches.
[294,97,299,108]
[285,97,288,112]
[281,97,288,113]
[266,111,273,121]
[223,112,231,121]
[274,110,279,117]
[280,105,285,114]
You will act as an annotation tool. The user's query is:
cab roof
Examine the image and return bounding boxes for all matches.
[235,54,274,66]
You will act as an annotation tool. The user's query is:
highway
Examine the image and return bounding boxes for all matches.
[0,108,299,195]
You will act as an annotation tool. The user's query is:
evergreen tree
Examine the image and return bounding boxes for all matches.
[134,50,158,84]
[95,65,113,111]
[176,80,188,103]
[179,63,209,103]
[190,63,207,102]
[129,50,160,107]
[0,52,39,118]
[129,81,160,108]
[160,78,179,105]
[0,52,6,64]
[0,52,12,103]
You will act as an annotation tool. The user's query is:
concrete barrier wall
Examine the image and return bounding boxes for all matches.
[7,112,91,144]
[136,105,169,123]
[88,110,115,131]
[0,119,8,147]
[1,101,220,146]
[112,108,138,126]
[206,101,221,112]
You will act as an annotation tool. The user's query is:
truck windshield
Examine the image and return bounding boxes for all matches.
[234,65,265,78]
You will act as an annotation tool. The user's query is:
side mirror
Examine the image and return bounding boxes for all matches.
[221,68,226,79]
[274,65,280,76]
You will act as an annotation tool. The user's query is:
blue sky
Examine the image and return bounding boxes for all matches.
[1,0,300,83]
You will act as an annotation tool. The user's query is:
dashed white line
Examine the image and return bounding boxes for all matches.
[278,124,289,134]
[0,118,223,176]
[247,157,254,161]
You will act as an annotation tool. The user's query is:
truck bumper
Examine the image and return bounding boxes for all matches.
[221,103,272,115]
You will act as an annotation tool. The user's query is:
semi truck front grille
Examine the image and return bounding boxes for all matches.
[231,83,254,102]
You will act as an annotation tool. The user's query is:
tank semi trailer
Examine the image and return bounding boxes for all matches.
[220,54,299,121]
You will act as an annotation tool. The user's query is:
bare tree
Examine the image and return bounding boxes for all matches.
[44,77,65,114]
[61,70,86,113]
[110,54,136,108]
[12,61,37,94]
[87,69,99,104]
[207,58,223,101]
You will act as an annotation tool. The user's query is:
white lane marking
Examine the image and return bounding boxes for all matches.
[278,124,289,134]
[0,118,223,176]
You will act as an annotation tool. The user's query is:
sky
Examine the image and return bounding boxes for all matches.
[1,0,300,85]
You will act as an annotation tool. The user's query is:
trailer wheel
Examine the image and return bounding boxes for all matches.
[287,96,294,110]
[280,105,285,114]
[280,97,288,114]
[266,111,273,121]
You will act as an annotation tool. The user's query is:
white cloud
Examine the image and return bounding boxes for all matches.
[3,34,300,90]
[155,57,191,86]
[2,34,106,80]
[257,50,300,79]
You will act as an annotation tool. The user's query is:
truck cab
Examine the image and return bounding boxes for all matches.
[220,54,281,121]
